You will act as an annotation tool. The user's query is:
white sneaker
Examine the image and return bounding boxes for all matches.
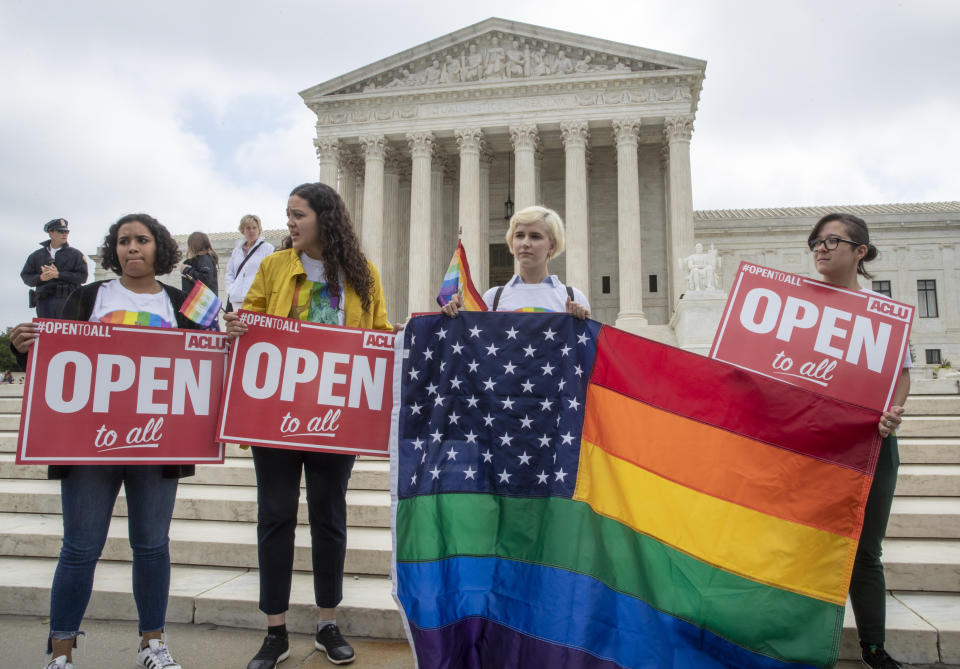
[136,639,182,669]
[44,656,73,669]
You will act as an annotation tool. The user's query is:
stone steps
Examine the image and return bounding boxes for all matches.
[0,452,390,489]
[906,395,960,415]
[899,437,960,464]
[896,464,960,496]
[899,415,960,438]
[0,512,392,576]
[885,497,960,538]
[2,510,954,592]
[0,556,404,638]
[0,553,953,663]
[0,382,957,664]
[0,478,391,527]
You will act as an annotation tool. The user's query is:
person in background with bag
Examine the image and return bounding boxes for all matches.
[179,231,221,330]
[225,214,274,311]
[21,218,88,317]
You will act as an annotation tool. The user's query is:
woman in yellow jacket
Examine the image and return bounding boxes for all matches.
[225,182,390,668]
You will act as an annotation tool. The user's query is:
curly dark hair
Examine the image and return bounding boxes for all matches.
[101,213,182,276]
[808,212,878,279]
[289,182,373,311]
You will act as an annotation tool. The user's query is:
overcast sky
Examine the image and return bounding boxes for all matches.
[2,0,957,328]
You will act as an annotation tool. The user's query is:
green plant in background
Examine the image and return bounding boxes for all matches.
[0,328,17,373]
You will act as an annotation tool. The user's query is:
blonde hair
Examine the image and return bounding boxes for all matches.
[238,214,262,234]
[505,205,565,259]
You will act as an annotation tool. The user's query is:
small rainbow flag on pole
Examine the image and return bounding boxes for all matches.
[179,278,222,329]
[436,240,487,311]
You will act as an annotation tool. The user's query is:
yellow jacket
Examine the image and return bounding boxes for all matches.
[242,248,391,331]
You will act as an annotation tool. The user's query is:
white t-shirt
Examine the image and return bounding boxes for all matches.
[293,252,346,326]
[482,275,590,313]
[90,279,177,328]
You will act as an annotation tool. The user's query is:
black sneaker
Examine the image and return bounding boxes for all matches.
[247,632,290,669]
[315,623,355,665]
[861,644,902,669]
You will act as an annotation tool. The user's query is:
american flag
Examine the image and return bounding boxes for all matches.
[397,312,603,499]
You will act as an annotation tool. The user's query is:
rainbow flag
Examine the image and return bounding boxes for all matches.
[99,310,173,328]
[179,278,222,328]
[391,312,881,668]
[436,240,487,311]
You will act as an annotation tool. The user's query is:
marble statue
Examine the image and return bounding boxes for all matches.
[505,39,526,78]
[484,36,507,78]
[531,47,550,76]
[462,43,483,81]
[441,53,462,83]
[424,58,442,85]
[682,243,722,292]
[553,49,574,75]
[344,35,655,94]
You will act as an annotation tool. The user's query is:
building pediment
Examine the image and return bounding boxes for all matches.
[300,18,705,99]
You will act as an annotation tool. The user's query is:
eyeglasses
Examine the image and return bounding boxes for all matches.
[807,236,859,251]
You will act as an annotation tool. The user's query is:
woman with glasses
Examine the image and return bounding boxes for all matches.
[807,213,911,669]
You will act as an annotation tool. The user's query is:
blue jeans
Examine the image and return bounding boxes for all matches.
[48,465,178,645]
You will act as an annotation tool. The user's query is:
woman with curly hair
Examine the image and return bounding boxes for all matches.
[10,213,197,669]
[224,182,391,668]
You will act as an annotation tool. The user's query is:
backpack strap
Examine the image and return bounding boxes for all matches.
[492,285,505,312]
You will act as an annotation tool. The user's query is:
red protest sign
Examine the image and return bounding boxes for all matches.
[217,311,395,457]
[17,319,227,465]
[710,262,913,411]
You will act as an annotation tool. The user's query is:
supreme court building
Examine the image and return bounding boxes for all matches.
[161,18,959,373]
[299,18,704,332]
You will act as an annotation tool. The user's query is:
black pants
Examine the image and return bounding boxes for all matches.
[251,446,355,614]
[850,433,899,644]
[37,296,68,318]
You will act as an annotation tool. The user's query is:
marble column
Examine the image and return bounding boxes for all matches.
[561,121,590,303]
[660,144,673,310]
[444,162,458,268]
[664,115,696,311]
[314,136,341,189]
[612,119,647,329]
[509,124,539,210]
[359,134,387,270]
[396,168,411,320]
[455,128,484,282]
[534,144,544,205]
[339,150,359,229]
[430,144,447,296]
[382,149,402,324]
[406,132,434,314]
[477,146,493,291]
[354,173,365,241]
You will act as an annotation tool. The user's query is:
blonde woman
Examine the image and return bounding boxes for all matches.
[225,214,274,311]
[442,205,590,318]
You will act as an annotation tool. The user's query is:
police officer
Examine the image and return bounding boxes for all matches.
[21,218,88,318]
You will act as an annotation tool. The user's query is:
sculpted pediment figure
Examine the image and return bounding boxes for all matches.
[300,18,705,99]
